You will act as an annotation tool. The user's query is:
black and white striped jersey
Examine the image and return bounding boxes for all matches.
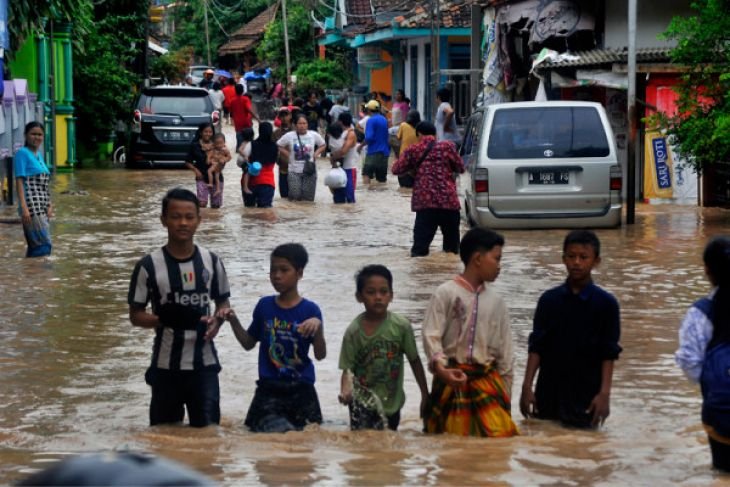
[128,245,231,371]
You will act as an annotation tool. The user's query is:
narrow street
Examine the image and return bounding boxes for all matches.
[1,148,729,484]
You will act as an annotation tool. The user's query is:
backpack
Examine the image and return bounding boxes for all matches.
[696,298,730,437]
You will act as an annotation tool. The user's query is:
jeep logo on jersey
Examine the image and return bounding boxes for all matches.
[170,291,211,307]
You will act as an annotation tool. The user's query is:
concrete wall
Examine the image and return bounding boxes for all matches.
[604,0,693,48]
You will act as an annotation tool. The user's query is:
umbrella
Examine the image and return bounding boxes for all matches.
[214,69,233,79]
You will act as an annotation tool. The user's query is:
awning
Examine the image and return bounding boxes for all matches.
[147,40,168,55]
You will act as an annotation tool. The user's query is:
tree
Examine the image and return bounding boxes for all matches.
[73,1,146,147]
[294,58,353,94]
[256,2,315,79]
[651,0,730,172]
[7,0,90,56]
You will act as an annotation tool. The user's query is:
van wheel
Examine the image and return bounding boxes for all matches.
[465,199,476,228]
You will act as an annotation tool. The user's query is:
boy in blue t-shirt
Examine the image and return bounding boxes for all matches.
[219,243,326,432]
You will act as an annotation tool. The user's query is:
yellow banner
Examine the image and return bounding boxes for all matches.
[644,131,674,199]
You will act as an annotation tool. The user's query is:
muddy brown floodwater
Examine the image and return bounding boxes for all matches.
[1,153,730,485]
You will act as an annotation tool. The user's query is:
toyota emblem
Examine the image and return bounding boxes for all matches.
[172,118,182,125]
[544,149,554,157]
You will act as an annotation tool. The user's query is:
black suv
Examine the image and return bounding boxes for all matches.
[127,86,220,168]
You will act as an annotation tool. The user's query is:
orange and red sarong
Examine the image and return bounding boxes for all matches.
[425,362,518,437]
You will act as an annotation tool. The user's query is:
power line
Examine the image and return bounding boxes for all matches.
[317,0,417,20]
[205,0,232,37]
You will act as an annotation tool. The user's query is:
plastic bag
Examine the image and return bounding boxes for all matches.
[324,166,348,189]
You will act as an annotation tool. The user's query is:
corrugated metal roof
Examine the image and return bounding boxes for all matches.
[537,47,673,68]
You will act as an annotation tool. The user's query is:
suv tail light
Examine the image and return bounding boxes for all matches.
[610,165,622,191]
[211,110,220,125]
[132,109,142,133]
[475,167,489,193]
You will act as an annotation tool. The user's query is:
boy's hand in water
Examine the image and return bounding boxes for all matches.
[520,387,537,418]
[297,317,321,338]
[587,392,610,427]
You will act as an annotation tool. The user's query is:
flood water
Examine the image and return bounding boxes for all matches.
[1,144,730,485]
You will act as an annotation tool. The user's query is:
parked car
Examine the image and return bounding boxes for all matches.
[127,86,220,168]
[460,101,622,229]
[188,65,214,86]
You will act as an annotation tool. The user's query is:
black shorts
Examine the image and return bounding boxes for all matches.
[245,379,322,432]
[145,367,220,428]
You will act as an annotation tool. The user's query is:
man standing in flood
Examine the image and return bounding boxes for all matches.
[357,100,390,186]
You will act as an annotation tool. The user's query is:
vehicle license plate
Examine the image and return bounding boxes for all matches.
[168,131,181,141]
[528,170,569,185]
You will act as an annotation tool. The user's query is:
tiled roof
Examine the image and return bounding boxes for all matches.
[537,47,673,69]
[218,2,279,55]
[346,0,374,26]
[394,0,472,29]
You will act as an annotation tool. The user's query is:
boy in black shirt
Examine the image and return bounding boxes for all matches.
[520,230,622,428]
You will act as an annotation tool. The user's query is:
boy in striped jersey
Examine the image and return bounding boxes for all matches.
[128,187,231,427]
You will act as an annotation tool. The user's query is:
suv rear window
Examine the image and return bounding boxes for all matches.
[487,107,610,159]
[138,90,211,116]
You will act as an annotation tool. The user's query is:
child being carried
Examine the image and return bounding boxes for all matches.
[207,133,231,196]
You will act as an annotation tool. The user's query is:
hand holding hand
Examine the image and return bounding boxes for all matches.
[203,314,223,341]
[297,317,321,338]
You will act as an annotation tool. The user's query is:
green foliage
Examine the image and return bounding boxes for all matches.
[649,0,730,171]
[256,2,314,79]
[74,5,146,146]
[7,0,91,56]
[150,47,195,83]
[294,58,353,93]
[170,0,271,63]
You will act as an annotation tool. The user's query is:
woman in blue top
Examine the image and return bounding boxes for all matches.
[14,122,53,257]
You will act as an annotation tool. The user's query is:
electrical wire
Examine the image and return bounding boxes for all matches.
[317,0,419,19]
[204,0,231,37]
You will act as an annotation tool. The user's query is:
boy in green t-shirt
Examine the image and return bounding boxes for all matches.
[338,265,429,430]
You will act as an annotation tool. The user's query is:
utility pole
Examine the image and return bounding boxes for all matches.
[282,0,292,99]
[203,0,211,66]
[627,0,637,224]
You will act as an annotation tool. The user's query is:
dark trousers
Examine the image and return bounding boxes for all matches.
[243,184,275,208]
[278,170,289,198]
[146,368,220,428]
[411,209,461,257]
[709,436,730,472]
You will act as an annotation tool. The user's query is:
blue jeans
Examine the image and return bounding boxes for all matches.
[243,184,275,208]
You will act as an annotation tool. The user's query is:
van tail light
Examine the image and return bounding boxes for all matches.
[133,109,142,124]
[475,168,489,193]
[610,165,622,191]
[211,110,220,125]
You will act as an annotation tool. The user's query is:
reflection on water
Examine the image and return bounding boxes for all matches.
[1,161,730,485]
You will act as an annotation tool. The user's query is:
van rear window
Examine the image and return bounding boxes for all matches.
[138,94,210,116]
[487,107,610,159]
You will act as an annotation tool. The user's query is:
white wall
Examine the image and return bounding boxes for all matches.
[604,0,693,48]
[404,38,430,116]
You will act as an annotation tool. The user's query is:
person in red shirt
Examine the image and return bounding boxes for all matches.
[244,122,278,208]
[392,121,465,257]
[221,78,237,125]
[229,84,259,150]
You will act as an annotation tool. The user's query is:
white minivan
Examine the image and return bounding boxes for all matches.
[460,101,622,229]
